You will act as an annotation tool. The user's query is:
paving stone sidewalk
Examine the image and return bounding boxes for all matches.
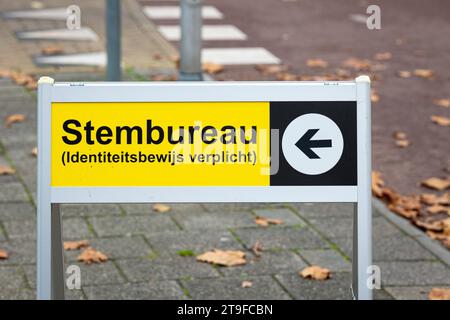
[0,78,449,300]
[0,0,176,74]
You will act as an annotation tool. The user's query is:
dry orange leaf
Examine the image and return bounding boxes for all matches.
[414,69,434,79]
[0,165,16,175]
[197,249,246,267]
[77,247,108,264]
[241,281,253,288]
[0,69,11,78]
[426,230,449,241]
[255,64,288,75]
[342,57,371,71]
[431,115,450,127]
[413,218,444,232]
[397,70,411,78]
[371,171,385,197]
[306,59,328,68]
[371,90,380,103]
[421,177,450,191]
[41,45,64,55]
[202,62,224,74]
[395,140,410,148]
[5,114,25,127]
[276,72,297,81]
[64,240,89,251]
[255,216,283,227]
[151,74,177,81]
[421,193,450,206]
[299,265,331,280]
[427,205,449,215]
[0,249,8,260]
[31,147,38,157]
[374,52,392,61]
[429,288,450,300]
[433,99,450,108]
[152,203,171,213]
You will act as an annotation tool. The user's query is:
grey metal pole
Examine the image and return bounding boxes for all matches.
[106,0,121,81]
[179,0,203,81]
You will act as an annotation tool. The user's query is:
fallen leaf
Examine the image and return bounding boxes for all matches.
[64,240,89,251]
[276,72,297,81]
[255,64,288,75]
[5,114,25,128]
[427,205,450,215]
[306,59,328,68]
[10,73,34,86]
[0,70,11,78]
[152,53,162,60]
[41,45,64,55]
[395,140,410,148]
[430,115,450,127]
[197,249,246,267]
[413,218,444,232]
[433,99,450,108]
[394,131,407,140]
[31,147,38,157]
[429,288,450,300]
[152,203,171,213]
[255,216,283,227]
[426,230,449,241]
[371,89,380,103]
[397,70,411,78]
[421,193,450,206]
[299,265,331,280]
[150,74,177,81]
[252,241,263,257]
[241,281,253,288]
[374,52,392,61]
[342,57,371,71]
[25,78,37,90]
[0,249,8,259]
[77,247,108,264]
[202,62,224,74]
[371,171,385,197]
[170,55,180,69]
[414,69,434,79]
[0,165,15,175]
[421,177,450,191]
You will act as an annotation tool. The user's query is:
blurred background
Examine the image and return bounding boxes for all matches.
[0,0,449,300]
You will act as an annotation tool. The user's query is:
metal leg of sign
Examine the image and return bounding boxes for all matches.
[354,75,373,300]
[51,204,65,299]
[37,76,55,300]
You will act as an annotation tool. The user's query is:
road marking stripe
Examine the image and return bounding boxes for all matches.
[158,25,247,41]
[16,27,98,41]
[1,8,67,20]
[143,6,223,19]
[202,48,280,65]
[34,52,106,67]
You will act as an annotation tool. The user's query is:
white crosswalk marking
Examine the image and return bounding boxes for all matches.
[1,8,67,20]
[16,27,98,41]
[143,6,223,19]
[202,48,280,65]
[158,25,247,41]
[34,52,106,67]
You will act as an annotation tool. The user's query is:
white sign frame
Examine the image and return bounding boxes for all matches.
[37,76,372,300]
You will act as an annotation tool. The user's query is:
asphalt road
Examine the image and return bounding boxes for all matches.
[142,0,450,196]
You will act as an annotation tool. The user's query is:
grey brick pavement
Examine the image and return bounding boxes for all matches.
[0,77,449,301]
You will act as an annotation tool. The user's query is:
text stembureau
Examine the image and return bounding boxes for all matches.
[177,304,273,317]
[60,119,260,166]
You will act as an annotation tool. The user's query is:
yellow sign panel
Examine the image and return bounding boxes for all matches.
[51,102,270,186]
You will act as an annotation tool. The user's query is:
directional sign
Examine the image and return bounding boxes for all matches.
[37,78,373,300]
[50,101,356,187]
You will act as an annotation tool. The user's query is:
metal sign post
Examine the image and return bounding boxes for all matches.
[37,76,372,300]
[179,0,203,81]
[106,0,121,81]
